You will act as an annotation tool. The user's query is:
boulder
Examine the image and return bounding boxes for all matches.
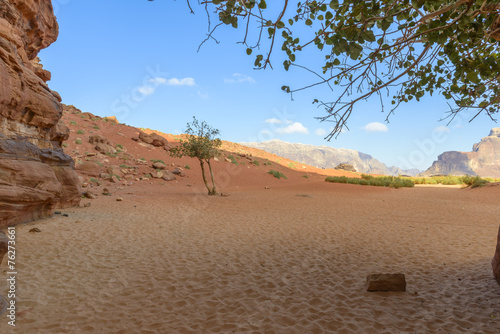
[492,225,500,284]
[335,163,357,173]
[138,132,168,147]
[89,135,111,145]
[162,171,177,181]
[95,142,116,155]
[153,162,166,169]
[366,273,406,292]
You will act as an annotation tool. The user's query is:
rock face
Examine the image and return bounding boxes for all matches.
[0,0,80,227]
[422,128,500,178]
[492,225,500,284]
[242,139,420,176]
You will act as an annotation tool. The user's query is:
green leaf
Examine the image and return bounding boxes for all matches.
[258,0,267,9]
[349,43,363,60]
[329,0,339,10]
[306,19,313,26]
[246,48,252,55]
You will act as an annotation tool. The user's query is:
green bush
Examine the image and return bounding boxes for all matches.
[116,144,124,150]
[76,129,85,134]
[268,170,287,179]
[93,125,100,130]
[228,155,238,165]
[288,162,296,169]
[252,160,260,166]
[184,164,191,170]
[70,121,77,125]
[471,179,489,188]
[62,143,68,148]
[151,159,165,164]
[325,175,414,188]
[75,138,82,145]
[303,175,309,179]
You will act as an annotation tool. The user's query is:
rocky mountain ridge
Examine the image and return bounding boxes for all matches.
[422,128,500,178]
[241,139,420,176]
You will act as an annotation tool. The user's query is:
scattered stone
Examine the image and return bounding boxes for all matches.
[62,213,69,217]
[55,211,62,215]
[162,171,177,181]
[116,197,123,201]
[83,191,96,199]
[100,173,111,180]
[220,192,230,197]
[95,142,117,155]
[110,175,120,183]
[153,162,167,169]
[102,188,111,196]
[296,194,313,198]
[29,228,42,233]
[84,203,91,207]
[366,273,406,292]
[132,137,139,141]
[172,168,186,177]
[214,157,219,162]
[264,186,270,189]
[153,171,164,179]
[81,182,89,188]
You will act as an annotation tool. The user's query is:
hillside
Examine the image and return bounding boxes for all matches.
[242,139,420,176]
[61,105,361,196]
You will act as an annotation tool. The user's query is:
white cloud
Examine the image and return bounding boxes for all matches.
[137,76,195,96]
[315,128,327,136]
[166,78,196,86]
[434,125,450,133]
[224,73,256,84]
[276,122,309,135]
[138,86,155,95]
[363,122,388,133]
[149,77,167,85]
[265,118,283,124]
[197,90,209,100]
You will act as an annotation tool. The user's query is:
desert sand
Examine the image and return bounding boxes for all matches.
[1,178,500,334]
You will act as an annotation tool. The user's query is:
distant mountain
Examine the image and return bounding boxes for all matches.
[241,139,421,176]
[421,128,500,178]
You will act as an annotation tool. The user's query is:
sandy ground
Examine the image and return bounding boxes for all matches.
[1,179,500,334]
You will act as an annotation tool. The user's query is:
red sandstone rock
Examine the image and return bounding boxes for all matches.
[492,225,500,284]
[0,0,81,227]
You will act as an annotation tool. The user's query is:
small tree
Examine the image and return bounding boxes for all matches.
[169,117,221,195]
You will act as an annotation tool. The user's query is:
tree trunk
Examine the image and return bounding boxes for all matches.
[207,159,217,195]
[199,159,212,195]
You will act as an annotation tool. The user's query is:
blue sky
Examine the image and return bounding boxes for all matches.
[40,0,498,171]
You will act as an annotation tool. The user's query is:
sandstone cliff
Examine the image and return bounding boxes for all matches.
[0,0,80,227]
[421,128,500,178]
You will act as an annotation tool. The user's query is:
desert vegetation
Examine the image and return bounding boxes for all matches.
[268,170,287,180]
[326,175,414,188]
